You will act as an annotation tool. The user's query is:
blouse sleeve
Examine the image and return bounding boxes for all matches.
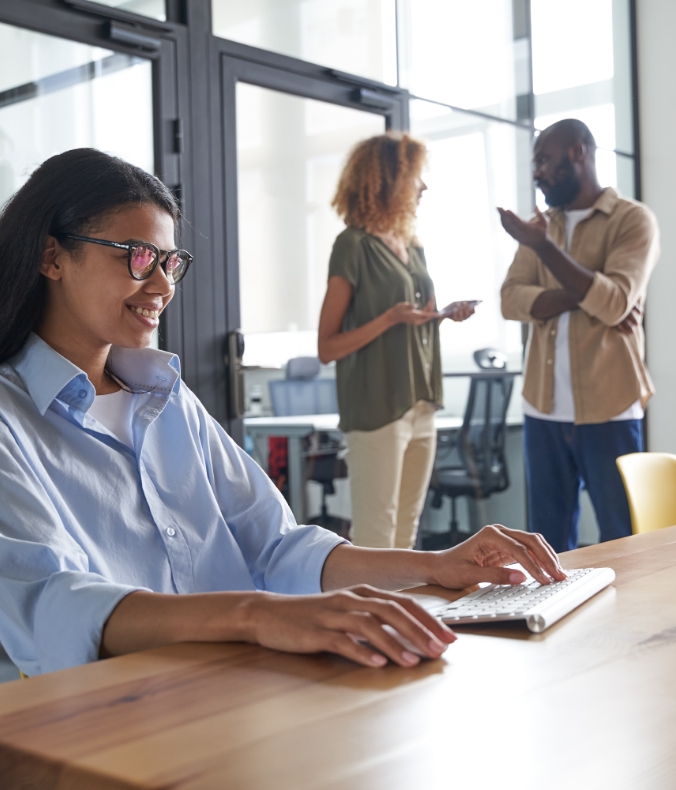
[327,229,363,289]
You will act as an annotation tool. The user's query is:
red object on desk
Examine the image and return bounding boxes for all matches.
[268,437,288,495]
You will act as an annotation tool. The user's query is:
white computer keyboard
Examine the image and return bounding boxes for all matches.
[424,567,615,633]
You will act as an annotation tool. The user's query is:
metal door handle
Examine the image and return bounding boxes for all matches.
[224,330,245,419]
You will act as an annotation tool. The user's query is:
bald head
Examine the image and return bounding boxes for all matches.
[537,119,596,155]
[533,119,601,209]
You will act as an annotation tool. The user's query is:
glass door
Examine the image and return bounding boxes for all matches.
[216,48,408,440]
[0,22,154,207]
[236,84,384,371]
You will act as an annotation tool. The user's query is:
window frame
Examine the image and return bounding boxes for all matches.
[0,0,641,439]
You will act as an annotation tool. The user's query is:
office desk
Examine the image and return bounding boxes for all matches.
[245,414,463,521]
[2,528,676,789]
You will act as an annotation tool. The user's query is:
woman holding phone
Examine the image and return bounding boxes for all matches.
[318,133,476,549]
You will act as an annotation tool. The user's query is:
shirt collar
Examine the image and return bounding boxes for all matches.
[10,333,181,416]
[591,186,619,215]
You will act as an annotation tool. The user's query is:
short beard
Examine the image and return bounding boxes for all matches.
[540,157,582,207]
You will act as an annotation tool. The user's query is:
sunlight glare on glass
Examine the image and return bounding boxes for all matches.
[212,0,398,86]
[536,104,616,150]
[531,0,614,95]
[401,0,517,117]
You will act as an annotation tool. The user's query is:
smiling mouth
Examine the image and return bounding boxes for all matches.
[129,306,160,319]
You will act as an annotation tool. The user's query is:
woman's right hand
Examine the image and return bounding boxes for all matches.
[387,299,441,326]
[245,585,456,668]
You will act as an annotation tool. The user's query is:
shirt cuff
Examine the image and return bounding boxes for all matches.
[33,571,149,675]
[578,272,614,321]
[503,285,547,322]
[263,525,348,595]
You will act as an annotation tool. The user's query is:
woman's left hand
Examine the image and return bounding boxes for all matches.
[439,301,476,322]
[429,525,567,589]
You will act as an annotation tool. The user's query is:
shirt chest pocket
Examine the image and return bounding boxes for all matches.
[570,224,610,273]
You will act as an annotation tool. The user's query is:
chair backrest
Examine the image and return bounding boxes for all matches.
[473,348,507,370]
[458,373,515,496]
[616,452,676,534]
[269,378,338,416]
[286,357,321,380]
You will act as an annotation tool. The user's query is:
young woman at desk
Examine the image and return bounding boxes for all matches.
[0,149,564,677]
[318,133,476,550]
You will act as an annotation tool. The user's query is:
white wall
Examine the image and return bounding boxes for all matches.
[637,0,676,451]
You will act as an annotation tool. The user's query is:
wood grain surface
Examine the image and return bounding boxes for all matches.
[1,528,676,790]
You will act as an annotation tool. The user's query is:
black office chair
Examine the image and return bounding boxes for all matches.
[303,438,349,536]
[428,369,515,546]
[473,347,507,370]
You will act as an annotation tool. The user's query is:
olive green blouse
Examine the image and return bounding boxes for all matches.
[328,227,443,433]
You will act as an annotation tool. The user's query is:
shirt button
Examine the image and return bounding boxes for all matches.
[415,292,421,298]
[425,363,430,369]
[550,330,556,336]
[78,389,87,399]
[166,527,176,537]
[422,338,428,345]
[547,359,553,365]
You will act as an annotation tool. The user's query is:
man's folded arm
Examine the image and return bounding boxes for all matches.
[578,205,660,326]
[501,246,546,322]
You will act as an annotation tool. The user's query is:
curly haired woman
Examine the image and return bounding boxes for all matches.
[318,133,476,549]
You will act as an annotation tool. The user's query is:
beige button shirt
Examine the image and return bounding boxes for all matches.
[501,188,660,425]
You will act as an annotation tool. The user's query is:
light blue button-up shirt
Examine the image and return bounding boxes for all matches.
[0,334,345,676]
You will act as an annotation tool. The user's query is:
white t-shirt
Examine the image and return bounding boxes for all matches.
[522,208,644,423]
[88,389,136,448]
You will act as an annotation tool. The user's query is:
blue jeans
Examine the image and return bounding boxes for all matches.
[523,416,643,552]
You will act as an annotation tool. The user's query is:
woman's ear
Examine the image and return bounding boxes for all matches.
[40,236,64,281]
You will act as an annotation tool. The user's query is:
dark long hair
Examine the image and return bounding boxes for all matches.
[0,148,180,362]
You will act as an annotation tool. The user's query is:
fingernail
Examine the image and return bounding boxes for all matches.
[428,639,446,655]
[401,651,420,665]
[508,571,523,584]
[370,653,387,667]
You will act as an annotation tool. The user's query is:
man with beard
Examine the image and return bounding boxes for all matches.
[498,119,659,551]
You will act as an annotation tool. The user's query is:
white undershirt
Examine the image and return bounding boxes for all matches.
[88,389,136,448]
[522,208,644,423]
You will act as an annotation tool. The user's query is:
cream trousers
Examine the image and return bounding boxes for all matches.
[345,401,437,549]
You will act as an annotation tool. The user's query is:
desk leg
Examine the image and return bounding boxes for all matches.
[287,437,305,523]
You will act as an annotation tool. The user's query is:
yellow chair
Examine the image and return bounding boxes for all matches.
[616,452,676,534]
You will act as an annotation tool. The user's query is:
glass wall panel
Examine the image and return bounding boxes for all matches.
[0,23,154,208]
[532,0,633,155]
[236,83,384,368]
[213,0,397,86]
[410,100,533,378]
[86,0,166,21]
[398,0,529,121]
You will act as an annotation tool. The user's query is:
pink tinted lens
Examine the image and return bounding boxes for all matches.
[130,245,157,278]
[165,252,187,283]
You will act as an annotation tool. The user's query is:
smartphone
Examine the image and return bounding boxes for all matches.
[441,299,482,317]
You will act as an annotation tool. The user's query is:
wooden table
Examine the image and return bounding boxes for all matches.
[2,528,676,789]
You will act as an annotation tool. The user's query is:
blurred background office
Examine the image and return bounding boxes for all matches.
[0,0,674,551]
